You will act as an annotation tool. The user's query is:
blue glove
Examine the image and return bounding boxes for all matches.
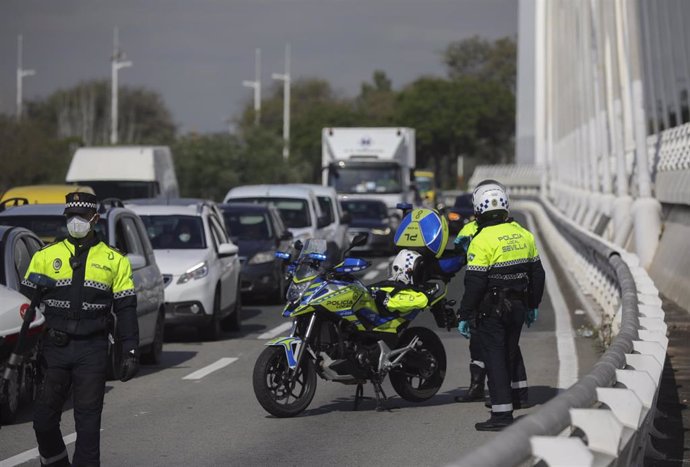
[457,320,471,339]
[526,308,538,328]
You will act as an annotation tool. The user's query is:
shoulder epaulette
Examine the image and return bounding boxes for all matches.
[38,238,65,252]
[102,243,126,257]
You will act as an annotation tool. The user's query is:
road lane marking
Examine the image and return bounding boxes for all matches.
[257,322,293,340]
[182,358,238,380]
[525,211,578,391]
[376,262,389,271]
[1,432,78,467]
[363,270,379,281]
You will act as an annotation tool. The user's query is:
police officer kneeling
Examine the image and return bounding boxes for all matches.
[20,192,139,467]
[456,181,545,431]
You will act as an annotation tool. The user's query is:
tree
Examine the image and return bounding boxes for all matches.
[26,80,176,145]
[443,36,517,94]
[0,116,77,192]
[354,70,397,125]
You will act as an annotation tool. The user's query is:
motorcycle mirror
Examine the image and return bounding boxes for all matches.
[351,233,368,247]
[293,239,303,251]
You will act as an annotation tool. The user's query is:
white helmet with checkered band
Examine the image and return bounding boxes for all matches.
[389,249,424,285]
[472,179,509,217]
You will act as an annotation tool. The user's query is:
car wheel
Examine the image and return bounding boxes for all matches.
[0,366,21,424]
[201,289,222,341]
[221,287,242,332]
[141,309,165,365]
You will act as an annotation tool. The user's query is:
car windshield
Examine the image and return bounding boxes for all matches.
[328,164,402,194]
[294,238,327,280]
[0,215,106,243]
[341,200,388,220]
[139,215,206,249]
[223,212,272,240]
[230,197,311,229]
[416,177,433,192]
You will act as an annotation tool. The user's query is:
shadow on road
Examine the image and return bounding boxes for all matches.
[138,349,198,376]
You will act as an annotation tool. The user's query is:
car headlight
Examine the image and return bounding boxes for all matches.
[287,281,310,303]
[177,261,209,284]
[249,250,275,265]
[371,227,391,236]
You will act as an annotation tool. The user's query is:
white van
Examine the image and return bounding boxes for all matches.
[224,185,328,245]
[65,146,179,200]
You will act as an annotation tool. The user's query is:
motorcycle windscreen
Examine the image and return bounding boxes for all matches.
[393,208,449,258]
[293,238,328,282]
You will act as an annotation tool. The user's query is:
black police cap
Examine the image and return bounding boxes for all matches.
[64,192,98,216]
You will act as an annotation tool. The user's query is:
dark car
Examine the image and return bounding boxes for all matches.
[340,198,394,255]
[219,203,292,303]
[447,193,475,237]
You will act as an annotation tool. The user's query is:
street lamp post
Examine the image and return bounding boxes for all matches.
[242,48,262,126]
[111,27,132,145]
[16,34,36,121]
[272,44,291,160]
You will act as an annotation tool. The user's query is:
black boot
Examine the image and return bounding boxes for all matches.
[455,364,486,403]
[475,412,514,431]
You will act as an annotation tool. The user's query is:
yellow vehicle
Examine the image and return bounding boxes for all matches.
[414,170,437,207]
[0,184,95,208]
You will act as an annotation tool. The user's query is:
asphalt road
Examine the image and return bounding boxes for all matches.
[0,212,598,466]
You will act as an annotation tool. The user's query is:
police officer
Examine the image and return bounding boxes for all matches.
[454,180,529,406]
[20,192,139,466]
[456,181,545,431]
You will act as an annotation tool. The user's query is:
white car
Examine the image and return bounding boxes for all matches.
[224,185,328,245]
[294,184,349,259]
[129,201,241,341]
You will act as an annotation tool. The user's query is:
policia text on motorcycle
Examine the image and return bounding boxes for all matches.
[456,181,545,431]
[20,192,139,467]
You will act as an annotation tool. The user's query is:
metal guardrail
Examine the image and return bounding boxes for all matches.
[449,197,667,467]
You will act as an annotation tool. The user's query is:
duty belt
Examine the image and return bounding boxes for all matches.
[44,308,109,320]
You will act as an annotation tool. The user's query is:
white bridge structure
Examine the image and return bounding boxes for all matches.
[452,0,689,465]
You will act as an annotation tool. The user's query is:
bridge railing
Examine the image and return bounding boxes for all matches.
[448,194,667,467]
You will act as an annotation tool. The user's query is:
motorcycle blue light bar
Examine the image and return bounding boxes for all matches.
[275,251,291,260]
[308,253,327,261]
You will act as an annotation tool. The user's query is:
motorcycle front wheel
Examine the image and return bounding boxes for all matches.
[252,346,317,418]
[390,326,447,402]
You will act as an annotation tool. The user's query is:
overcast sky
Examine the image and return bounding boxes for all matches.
[0,0,517,134]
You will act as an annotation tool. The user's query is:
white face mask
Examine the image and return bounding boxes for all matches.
[67,215,93,239]
[179,233,191,243]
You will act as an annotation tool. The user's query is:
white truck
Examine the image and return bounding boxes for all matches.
[66,146,180,200]
[321,127,416,216]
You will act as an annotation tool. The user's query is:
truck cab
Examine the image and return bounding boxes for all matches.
[322,128,416,217]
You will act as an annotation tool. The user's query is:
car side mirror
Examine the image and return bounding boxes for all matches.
[218,243,239,257]
[317,215,329,229]
[127,254,147,270]
[340,212,351,225]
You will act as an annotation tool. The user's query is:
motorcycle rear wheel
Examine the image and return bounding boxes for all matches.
[390,326,446,402]
[253,346,317,418]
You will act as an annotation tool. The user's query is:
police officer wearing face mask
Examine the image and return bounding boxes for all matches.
[20,192,139,467]
[456,181,545,431]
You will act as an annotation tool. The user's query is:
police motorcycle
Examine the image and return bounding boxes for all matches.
[252,205,461,418]
[1,273,54,425]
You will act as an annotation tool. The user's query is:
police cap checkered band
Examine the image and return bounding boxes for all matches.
[64,192,98,215]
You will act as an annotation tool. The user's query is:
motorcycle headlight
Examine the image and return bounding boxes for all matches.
[287,281,310,303]
[371,227,391,236]
[249,250,275,264]
[177,261,209,284]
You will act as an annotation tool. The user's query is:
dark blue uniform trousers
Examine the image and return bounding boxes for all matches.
[476,301,526,414]
[34,336,107,467]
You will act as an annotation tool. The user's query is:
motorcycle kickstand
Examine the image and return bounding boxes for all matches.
[353,383,364,411]
[371,380,388,412]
